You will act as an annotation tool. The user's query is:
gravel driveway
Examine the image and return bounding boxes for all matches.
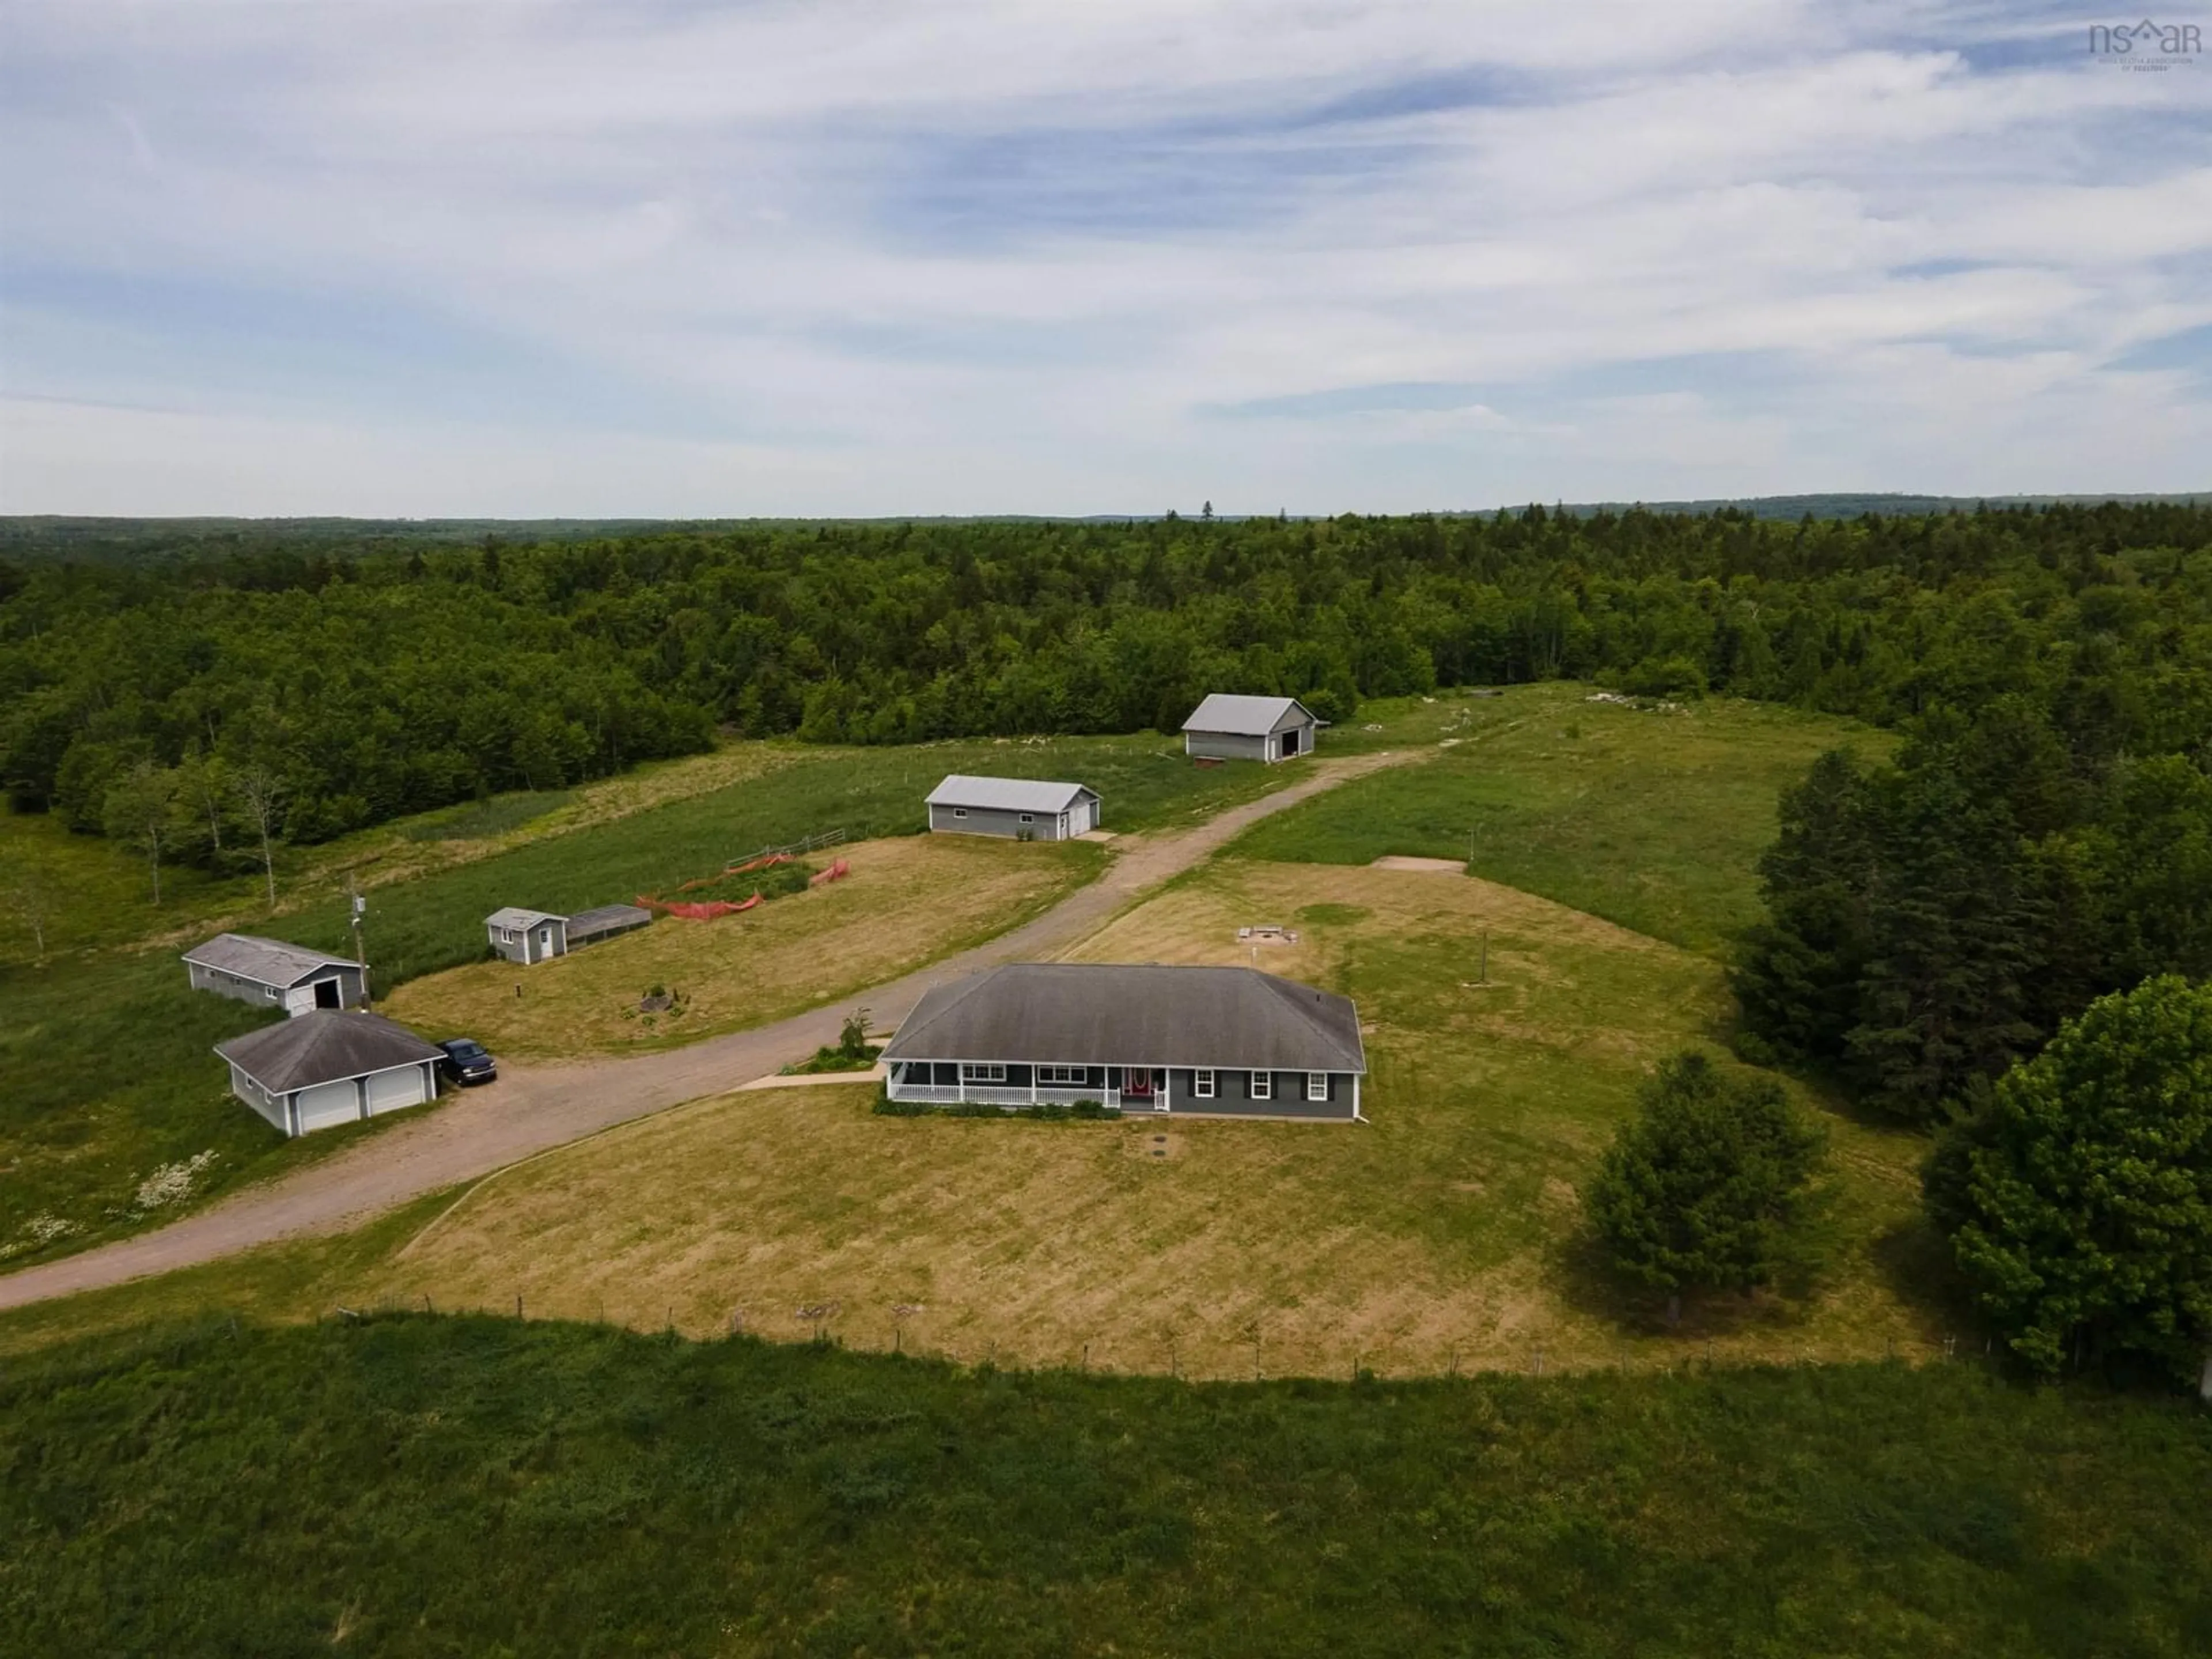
[0,750,1412,1311]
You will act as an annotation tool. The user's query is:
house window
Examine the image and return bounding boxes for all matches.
[961,1063,1006,1082]
[1038,1065,1085,1085]
[1194,1069,1215,1099]
[953,808,968,819]
[1020,813,1034,824]
[1308,1073,1329,1102]
[501,928,517,944]
[263,985,279,1001]
[1249,1071,1272,1100]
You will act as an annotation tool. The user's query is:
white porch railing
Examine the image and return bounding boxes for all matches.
[884,1080,1152,1110]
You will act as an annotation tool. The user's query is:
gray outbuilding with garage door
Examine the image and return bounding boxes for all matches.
[215,1010,444,1138]
[925,775,1101,840]
[183,932,368,1017]
[1180,694,1320,763]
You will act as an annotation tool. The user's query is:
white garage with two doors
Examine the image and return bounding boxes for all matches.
[215,1010,444,1138]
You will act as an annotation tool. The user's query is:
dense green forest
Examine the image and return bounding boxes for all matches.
[5,502,2209,859]
[4,1314,2208,1656]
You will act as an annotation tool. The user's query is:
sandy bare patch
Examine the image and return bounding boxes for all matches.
[1369,855,1467,873]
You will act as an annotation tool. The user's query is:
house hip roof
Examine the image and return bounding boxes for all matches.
[181,932,360,988]
[925,774,1097,814]
[215,1010,443,1094]
[1180,694,1312,736]
[882,963,1366,1074]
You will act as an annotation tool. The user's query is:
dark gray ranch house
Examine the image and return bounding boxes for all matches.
[182,932,366,1016]
[215,1010,443,1137]
[1181,694,1320,762]
[881,963,1366,1120]
[485,903,653,965]
[926,775,1101,840]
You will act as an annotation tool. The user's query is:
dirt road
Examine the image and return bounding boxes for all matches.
[0,750,1411,1311]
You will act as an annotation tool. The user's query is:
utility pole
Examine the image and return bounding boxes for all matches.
[349,876,370,1009]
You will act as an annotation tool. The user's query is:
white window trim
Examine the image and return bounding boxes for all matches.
[1019,813,1034,824]
[1194,1069,1215,1099]
[961,1062,1006,1082]
[263,984,280,1001]
[1037,1064,1086,1085]
[1307,1072,1328,1102]
[1250,1070,1271,1100]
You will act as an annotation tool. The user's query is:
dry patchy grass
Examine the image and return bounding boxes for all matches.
[366,862,1945,1379]
[381,835,1101,1057]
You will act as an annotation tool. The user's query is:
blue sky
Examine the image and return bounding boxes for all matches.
[2,1,2209,515]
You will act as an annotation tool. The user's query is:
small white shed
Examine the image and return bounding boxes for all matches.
[486,907,567,965]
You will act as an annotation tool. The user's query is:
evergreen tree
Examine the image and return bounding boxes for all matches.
[1847,765,2047,1123]
[1732,749,1874,1063]
[1926,976,2212,1386]
[1583,1052,1830,1322]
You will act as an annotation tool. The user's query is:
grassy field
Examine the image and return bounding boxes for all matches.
[0,732,1292,1267]
[384,836,1101,1058]
[3,1314,2207,1657]
[1229,684,1888,953]
[345,861,1941,1380]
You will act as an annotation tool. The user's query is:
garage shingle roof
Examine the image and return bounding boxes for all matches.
[1181,694,1313,736]
[925,775,1097,814]
[183,932,359,988]
[883,964,1366,1074]
[215,1010,443,1094]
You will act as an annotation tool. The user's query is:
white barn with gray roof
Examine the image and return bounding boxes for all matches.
[215,1010,442,1137]
[1181,694,1319,763]
[881,963,1366,1120]
[925,775,1100,840]
[182,932,366,1016]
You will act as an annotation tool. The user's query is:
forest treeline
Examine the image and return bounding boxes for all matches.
[2,502,2209,873]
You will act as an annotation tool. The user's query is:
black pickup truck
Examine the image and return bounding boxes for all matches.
[435,1037,498,1086]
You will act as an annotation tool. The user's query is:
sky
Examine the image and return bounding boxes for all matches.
[2,1,2209,517]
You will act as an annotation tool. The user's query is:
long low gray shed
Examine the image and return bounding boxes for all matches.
[925,775,1101,840]
[881,962,1366,1120]
[182,933,367,1017]
[1181,694,1320,763]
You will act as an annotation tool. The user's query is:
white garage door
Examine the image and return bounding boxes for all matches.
[366,1065,428,1116]
[1068,800,1092,835]
[294,1078,360,1133]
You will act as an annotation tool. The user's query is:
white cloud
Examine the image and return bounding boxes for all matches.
[1,0,2207,514]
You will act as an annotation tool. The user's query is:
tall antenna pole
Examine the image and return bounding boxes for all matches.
[349,876,370,1009]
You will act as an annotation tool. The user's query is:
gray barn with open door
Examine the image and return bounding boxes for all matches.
[183,933,367,1017]
[1180,695,1320,763]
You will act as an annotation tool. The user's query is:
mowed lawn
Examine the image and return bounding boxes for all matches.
[1230,684,1890,952]
[384,836,1101,1058]
[0,730,1296,1266]
[363,861,1940,1380]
